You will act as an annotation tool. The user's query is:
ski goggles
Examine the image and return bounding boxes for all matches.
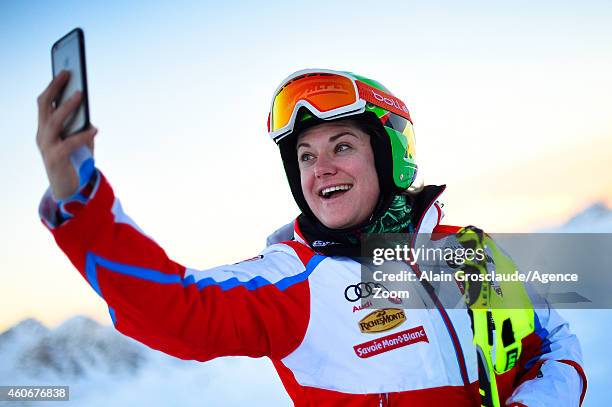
[268,69,412,143]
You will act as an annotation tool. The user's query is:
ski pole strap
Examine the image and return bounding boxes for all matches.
[455,226,536,407]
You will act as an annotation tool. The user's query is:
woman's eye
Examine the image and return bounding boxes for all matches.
[300,153,314,162]
[336,144,351,153]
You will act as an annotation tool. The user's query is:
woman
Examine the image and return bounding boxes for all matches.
[37,69,585,406]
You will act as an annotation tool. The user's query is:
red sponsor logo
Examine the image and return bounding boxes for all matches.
[353,300,373,313]
[353,326,428,359]
[356,81,412,122]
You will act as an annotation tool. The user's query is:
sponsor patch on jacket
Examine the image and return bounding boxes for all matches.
[352,300,373,313]
[344,282,403,305]
[353,326,429,358]
[312,240,339,247]
[358,308,406,333]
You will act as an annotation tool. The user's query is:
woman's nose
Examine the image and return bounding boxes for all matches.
[313,153,337,178]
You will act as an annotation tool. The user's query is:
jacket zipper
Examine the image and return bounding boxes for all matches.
[407,186,471,388]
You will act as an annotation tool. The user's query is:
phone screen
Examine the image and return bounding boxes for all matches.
[52,28,89,137]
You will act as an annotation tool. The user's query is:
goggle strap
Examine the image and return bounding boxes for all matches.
[356,81,413,123]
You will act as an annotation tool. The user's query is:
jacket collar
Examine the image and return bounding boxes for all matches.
[292,185,447,255]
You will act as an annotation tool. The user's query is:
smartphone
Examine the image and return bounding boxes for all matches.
[51,28,90,138]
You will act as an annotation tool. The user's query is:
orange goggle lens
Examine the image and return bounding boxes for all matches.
[271,73,358,132]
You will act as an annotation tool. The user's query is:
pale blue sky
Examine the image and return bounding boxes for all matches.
[1,1,611,404]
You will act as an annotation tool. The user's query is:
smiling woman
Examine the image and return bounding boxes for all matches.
[296,119,380,229]
[37,68,586,407]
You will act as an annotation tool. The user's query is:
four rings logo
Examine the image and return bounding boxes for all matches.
[344,282,402,304]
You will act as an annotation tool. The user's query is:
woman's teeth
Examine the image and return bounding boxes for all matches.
[321,184,352,198]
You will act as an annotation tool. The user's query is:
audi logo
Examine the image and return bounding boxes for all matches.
[344,282,390,302]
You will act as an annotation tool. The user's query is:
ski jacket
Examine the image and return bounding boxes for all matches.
[40,170,586,406]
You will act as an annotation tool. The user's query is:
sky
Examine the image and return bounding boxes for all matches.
[1,0,611,403]
[2,0,612,329]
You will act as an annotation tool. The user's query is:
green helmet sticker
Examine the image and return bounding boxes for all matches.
[387,126,417,189]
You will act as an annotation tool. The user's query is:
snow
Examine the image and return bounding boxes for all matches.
[0,316,289,406]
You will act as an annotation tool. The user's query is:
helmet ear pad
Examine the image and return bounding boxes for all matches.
[278,110,395,223]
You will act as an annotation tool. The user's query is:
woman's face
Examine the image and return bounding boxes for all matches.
[297,120,380,229]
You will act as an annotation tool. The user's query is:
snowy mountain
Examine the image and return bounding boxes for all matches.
[0,317,288,406]
[542,201,612,232]
[0,316,157,382]
[533,202,612,407]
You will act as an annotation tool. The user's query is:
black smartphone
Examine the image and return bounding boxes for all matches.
[51,28,90,138]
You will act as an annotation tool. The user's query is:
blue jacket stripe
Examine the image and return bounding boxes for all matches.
[525,312,552,370]
[82,252,324,298]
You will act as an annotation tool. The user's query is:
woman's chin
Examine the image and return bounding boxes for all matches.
[319,214,359,230]
[322,220,348,229]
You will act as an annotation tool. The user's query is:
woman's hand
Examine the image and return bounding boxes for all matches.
[36,70,98,201]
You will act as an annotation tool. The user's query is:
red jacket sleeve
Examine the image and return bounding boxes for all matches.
[40,171,313,362]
